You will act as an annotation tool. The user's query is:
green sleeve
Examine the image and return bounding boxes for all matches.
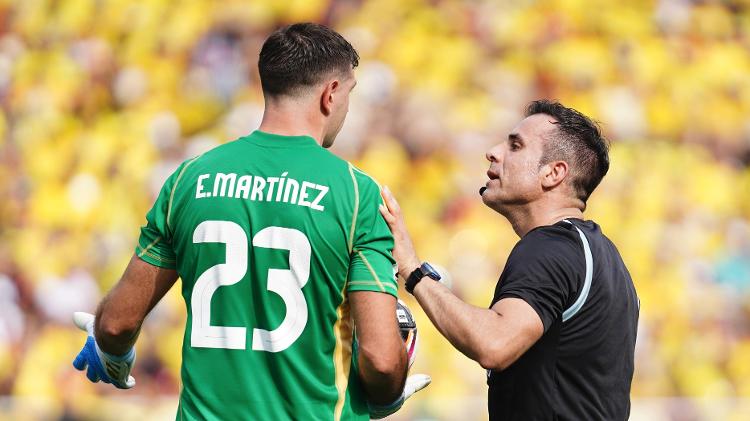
[134,163,184,269]
[347,174,398,297]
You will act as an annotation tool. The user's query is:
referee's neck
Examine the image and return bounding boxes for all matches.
[506,205,584,237]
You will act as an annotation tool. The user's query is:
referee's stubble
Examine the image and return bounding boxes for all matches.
[480,113,557,214]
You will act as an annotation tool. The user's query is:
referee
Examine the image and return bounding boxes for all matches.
[380,100,639,420]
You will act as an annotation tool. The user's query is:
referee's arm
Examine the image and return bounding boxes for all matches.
[379,187,544,371]
[415,280,542,370]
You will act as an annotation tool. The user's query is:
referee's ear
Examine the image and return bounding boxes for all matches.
[540,160,569,190]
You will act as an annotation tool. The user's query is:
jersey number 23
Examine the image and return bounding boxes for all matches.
[190,220,311,353]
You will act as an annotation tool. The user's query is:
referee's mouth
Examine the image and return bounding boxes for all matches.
[480,170,500,195]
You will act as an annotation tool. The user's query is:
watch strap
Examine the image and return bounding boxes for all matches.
[405,262,441,294]
[405,266,424,294]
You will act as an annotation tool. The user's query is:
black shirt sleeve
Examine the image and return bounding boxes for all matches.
[491,224,585,332]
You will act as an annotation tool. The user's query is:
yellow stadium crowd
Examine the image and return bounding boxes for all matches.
[1,0,749,419]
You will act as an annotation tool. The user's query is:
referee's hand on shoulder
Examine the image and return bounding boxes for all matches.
[379,186,420,280]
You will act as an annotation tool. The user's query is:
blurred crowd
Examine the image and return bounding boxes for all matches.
[1,0,750,420]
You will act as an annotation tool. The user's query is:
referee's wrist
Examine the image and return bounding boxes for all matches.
[410,276,429,294]
[398,261,421,281]
[400,267,420,282]
[404,261,442,295]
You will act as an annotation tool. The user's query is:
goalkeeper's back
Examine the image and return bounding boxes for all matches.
[72,22,409,421]
[137,130,400,420]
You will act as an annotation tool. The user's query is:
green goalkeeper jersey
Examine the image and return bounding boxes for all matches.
[135,131,398,420]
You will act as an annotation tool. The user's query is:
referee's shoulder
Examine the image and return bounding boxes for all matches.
[513,222,584,258]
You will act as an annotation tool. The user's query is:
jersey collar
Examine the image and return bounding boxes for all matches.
[247,130,319,148]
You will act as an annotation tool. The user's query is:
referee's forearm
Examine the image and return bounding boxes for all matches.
[412,280,502,368]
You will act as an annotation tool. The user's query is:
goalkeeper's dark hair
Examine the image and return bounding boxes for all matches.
[526,100,609,205]
[259,23,359,97]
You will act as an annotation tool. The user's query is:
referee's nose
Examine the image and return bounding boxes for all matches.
[486,144,501,163]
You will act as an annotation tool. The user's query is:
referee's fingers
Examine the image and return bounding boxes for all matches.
[381,185,401,214]
[379,205,394,224]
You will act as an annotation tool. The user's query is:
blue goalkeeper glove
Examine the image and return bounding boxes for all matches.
[71,312,136,389]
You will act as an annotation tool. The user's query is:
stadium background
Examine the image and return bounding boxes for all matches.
[1,0,749,419]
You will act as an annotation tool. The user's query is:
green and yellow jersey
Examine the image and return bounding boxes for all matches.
[136,131,398,420]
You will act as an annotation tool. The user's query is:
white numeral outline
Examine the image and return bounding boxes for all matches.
[190,222,311,352]
[252,227,311,352]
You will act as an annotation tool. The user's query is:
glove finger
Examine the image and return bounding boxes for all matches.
[112,376,135,389]
[85,364,100,383]
[73,312,95,335]
[115,375,136,390]
[404,374,431,398]
[72,351,88,371]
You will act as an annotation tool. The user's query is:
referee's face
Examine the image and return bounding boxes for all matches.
[482,114,557,212]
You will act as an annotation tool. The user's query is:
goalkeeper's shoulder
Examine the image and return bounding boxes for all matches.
[346,164,386,206]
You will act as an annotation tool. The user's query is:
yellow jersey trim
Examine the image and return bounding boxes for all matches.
[347,163,359,253]
[356,250,385,292]
[137,236,162,258]
[348,280,397,294]
[332,292,353,420]
[167,155,202,232]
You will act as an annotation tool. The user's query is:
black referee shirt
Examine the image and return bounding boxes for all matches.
[488,219,639,421]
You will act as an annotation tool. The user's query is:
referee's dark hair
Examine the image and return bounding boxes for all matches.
[259,23,359,97]
[527,100,610,205]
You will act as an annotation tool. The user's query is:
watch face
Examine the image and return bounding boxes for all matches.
[422,262,441,281]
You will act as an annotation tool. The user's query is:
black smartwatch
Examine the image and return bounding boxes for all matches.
[405,262,441,294]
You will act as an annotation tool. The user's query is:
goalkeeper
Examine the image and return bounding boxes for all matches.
[71,23,429,420]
